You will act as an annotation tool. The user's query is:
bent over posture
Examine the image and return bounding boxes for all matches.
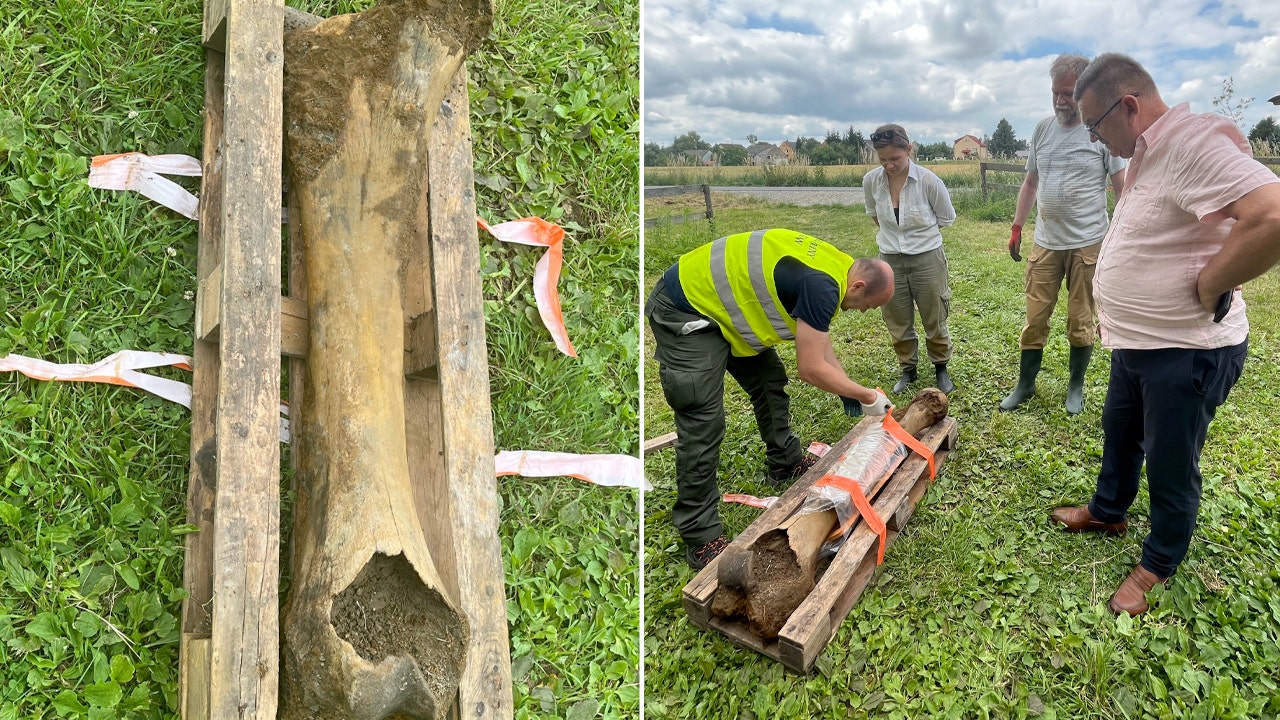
[646,229,894,569]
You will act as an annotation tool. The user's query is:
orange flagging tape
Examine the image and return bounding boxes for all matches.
[5,352,640,489]
[722,493,779,509]
[0,350,194,407]
[88,152,201,220]
[494,450,647,490]
[806,441,832,458]
[477,217,577,357]
[1,350,292,441]
[881,412,936,480]
[816,471,888,564]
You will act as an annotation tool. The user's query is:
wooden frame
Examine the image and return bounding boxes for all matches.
[180,3,511,717]
[682,416,959,674]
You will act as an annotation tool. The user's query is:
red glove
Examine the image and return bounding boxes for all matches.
[1009,224,1023,262]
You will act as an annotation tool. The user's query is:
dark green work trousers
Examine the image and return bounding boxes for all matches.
[645,277,802,546]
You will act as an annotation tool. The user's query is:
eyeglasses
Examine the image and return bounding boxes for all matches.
[1084,92,1138,141]
[870,129,907,146]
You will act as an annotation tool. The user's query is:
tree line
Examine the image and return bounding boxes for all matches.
[645,91,1280,168]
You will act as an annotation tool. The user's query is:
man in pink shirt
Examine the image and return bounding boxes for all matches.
[1049,53,1280,615]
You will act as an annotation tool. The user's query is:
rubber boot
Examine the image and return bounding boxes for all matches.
[892,366,917,394]
[1065,344,1093,415]
[999,349,1042,411]
[934,363,955,393]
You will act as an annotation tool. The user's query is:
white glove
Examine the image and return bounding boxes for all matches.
[861,391,893,417]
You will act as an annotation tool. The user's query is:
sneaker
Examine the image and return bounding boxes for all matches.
[685,536,729,570]
[767,454,819,486]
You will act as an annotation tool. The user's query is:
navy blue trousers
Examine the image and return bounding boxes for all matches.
[1088,340,1247,578]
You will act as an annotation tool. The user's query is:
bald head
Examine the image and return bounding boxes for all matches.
[843,258,894,312]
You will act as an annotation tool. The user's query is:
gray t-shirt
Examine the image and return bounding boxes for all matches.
[1026,117,1127,250]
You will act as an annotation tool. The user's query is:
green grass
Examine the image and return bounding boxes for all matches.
[0,1,637,718]
[642,204,1280,719]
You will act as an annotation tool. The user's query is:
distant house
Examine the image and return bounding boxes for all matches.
[747,142,788,166]
[953,135,988,160]
[681,149,715,166]
[779,140,796,163]
[1014,150,1030,159]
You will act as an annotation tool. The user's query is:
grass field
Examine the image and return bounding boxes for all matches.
[642,200,1280,719]
[0,1,637,718]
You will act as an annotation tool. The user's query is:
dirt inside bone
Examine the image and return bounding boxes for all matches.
[330,553,466,707]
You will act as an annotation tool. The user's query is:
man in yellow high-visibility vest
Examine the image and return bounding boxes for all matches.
[645,228,895,569]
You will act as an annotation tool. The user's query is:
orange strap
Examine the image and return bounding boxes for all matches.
[815,472,887,564]
[881,411,936,481]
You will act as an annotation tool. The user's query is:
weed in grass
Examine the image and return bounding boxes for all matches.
[644,197,1280,719]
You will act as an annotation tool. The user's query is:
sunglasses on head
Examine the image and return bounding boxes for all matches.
[870,129,906,146]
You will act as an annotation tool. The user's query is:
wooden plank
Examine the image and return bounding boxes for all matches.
[425,66,514,720]
[1257,157,1280,166]
[207,1,284,718]
[280,296,308,359]
[643,184,709,198]
[179,44,226,720]
[179,637,211,720]
[643,431,677,455]
[196,267,308,358]
[203,0,228,49]
[194,262,220,342]
[404,310,439,379]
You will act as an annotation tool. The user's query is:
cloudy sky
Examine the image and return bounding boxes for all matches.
[642,0,1280,148]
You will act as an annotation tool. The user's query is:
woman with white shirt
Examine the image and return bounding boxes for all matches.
[862,124,958,395]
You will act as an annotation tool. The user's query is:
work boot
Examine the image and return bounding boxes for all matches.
[767,454,819,487]
[685,535,729,570]
[999,349,1043,412]
[934,363,955,394]
[892,366,917,394]
[1065,344,1093,415]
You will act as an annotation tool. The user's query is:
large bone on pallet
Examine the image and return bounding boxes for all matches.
[682,393,959,674]
[277,1,491,719]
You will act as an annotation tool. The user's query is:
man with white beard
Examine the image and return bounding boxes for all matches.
[1000,54,1128,414]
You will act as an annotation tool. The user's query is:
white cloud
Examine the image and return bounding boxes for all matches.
[642,0,1280,147]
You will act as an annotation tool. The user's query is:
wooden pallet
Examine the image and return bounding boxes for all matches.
[179,3,511,718]
[682,415,959,674]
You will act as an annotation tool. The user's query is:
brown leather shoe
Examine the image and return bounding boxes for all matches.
[1049,505,1127,535]
[1109,564,1168,615]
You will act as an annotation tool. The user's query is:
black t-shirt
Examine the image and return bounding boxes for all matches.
[662,256,840,332]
